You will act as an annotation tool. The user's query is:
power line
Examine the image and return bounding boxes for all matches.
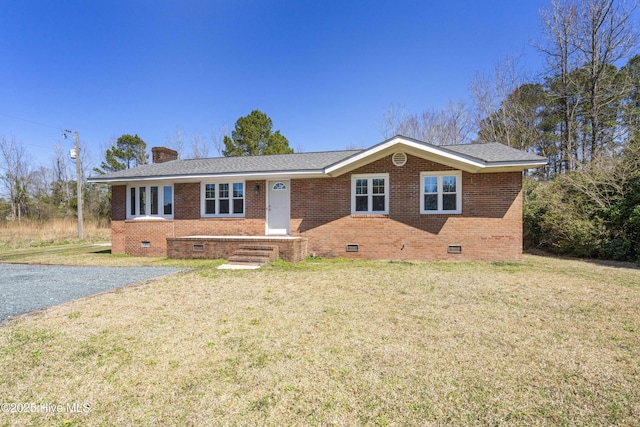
[0,111,63,133]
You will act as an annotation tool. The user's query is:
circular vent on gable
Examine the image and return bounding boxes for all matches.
[392,152,407,166]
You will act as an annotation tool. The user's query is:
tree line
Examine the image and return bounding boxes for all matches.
[0,110,292,225]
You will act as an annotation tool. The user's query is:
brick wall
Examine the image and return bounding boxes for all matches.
[166,236,307,262]
[111,185,126,254]
[290,154,523,262]
[110,155,524,261]
[110,181,268,257]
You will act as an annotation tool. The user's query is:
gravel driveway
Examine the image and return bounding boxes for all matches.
[0,264,181,324]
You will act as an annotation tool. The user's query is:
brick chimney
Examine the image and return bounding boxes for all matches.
[152,146,179,163]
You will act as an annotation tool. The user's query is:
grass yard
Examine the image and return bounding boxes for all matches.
[0,253,639,426]
[0,219,110,251]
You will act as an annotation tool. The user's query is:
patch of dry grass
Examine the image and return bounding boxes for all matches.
[0,218,110,250]
[0,255,639,426]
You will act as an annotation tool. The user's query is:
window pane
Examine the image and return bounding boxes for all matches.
[139,187,146,215]
[424,194,438,210]
[424,176,438,193]
[219,183,229,199]
[150,186,158,215]
[233,198,243,214]
[233,182,243,198]
[372,195,385,211]
[372,178,385,194]
[355,179,368,195]
[443,194,457,211]
[205,184,215,199]
[355,195,368,212]
[219,199,229,214]
[443,176,456,193]
[163,186,173,215]
[130,188,136,216]
[205,199,216,215]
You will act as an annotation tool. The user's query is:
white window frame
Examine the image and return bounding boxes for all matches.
[127,182,174,219]
[201,181,245,218]
[420,171,462,214]
[351,173,389,214]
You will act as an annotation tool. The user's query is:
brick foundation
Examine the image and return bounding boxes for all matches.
[166,236,307,262]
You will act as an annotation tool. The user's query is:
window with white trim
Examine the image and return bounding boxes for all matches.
[351,174,389,214]
[420,171,462,214]
[127,183,173,219]
[201,181,245,217]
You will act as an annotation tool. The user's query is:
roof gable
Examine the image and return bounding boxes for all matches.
[325,136,547,175]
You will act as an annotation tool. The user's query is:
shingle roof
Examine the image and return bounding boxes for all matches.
[91,150,362,181]
[88,136,546,183]
[443,142,545,163]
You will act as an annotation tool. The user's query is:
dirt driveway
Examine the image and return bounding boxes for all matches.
[0,264,180,324]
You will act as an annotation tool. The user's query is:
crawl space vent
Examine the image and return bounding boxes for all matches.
[392,152,407,166]
[193,244,204,252]
[448,245,462,254]
[346,244,359,252]
[141,241,151,248]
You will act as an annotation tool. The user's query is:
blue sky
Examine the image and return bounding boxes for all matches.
[0,0,550,169]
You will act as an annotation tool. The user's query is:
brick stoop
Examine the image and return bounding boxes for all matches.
[226,245,278,267]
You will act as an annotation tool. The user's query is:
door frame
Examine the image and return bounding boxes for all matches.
[266,179,291,235]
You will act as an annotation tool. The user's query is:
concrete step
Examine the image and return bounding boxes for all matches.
[218,244,278,269]
[233,249,275,258]
[238,244,277,252]
[228,255,271,264]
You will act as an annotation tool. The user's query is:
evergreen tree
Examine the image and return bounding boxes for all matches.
[95,134,148,174]
[223,110,293,157]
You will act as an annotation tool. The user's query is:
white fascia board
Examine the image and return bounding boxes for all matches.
[477,160,548,173]
[87,169,328,185]
[325,137,487,176]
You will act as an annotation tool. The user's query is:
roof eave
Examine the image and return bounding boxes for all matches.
[477,160,548,173]
[87,169,328,184]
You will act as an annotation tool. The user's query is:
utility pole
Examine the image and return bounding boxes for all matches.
[65,129,83,239]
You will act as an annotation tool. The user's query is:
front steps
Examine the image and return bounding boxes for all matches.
[221,245,278,269]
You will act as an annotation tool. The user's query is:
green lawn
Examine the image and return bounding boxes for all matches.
[1,250,639,426]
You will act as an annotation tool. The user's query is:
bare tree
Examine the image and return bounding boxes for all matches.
[471,55,526,147]
[538,0,581,171]
[575,0,638,160]
[536,0,637,171]
[52,143,72,206]
[379,103,409,139]
[166,126,185,159]
[190,132,209,159]
[211,124,230,157]
[0,137,32,222]
[379,102,473,145]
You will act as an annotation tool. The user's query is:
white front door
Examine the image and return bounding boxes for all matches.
[266,180,290,235]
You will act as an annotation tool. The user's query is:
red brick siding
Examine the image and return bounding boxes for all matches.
[166,236,307,262]
[110,155,524,261]
[110,180,268,257]
[111,185,126,221]
[174,183,200,220]
[111,185,127,254]
[290,154,523,262]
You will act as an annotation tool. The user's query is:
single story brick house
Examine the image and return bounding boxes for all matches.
[88,135,546,262]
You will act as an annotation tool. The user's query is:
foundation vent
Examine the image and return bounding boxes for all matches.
[448,245,462,254]
[346,244,359,252]
[193,244,204,252]
[141,241,151,248]
[392,152,407,166]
